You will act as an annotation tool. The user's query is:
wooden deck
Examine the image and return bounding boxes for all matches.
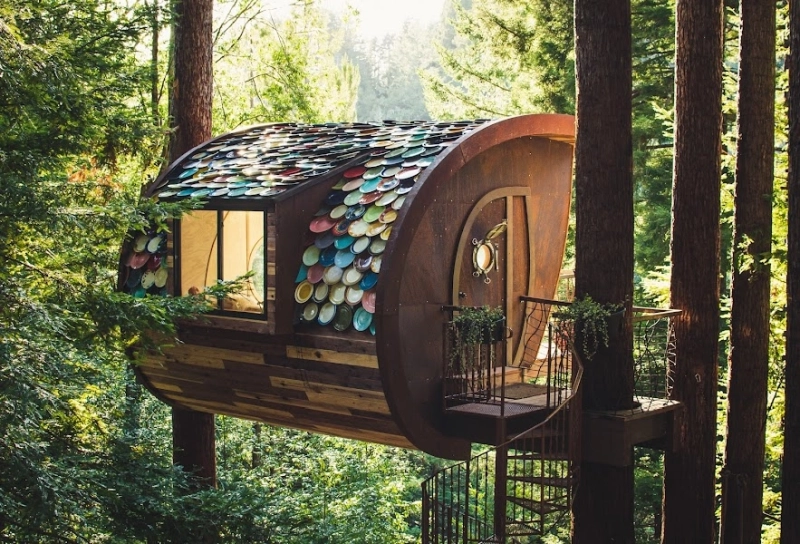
[582,397,682,466]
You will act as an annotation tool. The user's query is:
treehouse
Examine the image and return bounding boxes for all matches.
[119,114,578,461]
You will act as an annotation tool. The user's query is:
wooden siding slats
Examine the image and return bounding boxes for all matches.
[164,344,264,365]
[137,339,405,446]
[149,381,183,392]
[286,345,379,368]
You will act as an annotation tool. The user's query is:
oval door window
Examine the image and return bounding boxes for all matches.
[472,219,507,283]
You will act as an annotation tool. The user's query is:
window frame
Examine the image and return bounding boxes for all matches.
[174,206,269,320]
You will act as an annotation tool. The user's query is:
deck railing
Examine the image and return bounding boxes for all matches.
[425,299,582,543]
[442,316,507,411]
[632,306,680,401]
[425,294,680,543]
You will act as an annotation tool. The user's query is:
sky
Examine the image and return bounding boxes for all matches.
[320,0,448,39]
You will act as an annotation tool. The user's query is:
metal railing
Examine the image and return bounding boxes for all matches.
[442,317,506,410]
[424,299,583,544]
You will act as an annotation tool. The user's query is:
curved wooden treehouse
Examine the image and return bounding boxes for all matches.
[120,113,685,542]
[119,114,576,460]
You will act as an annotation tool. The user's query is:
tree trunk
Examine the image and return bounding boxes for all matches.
[571,1,635,542]
[168,0,215,489]
[150,0,160,128]
[173,407,217,487]
[168,0,213,166]
[719,1,775,542]
[661,1,724,543]
[781,1,800,542]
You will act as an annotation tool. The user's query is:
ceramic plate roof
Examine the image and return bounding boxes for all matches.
[284,119,490,334]
[151,120,490,200]
[139,119,492,335]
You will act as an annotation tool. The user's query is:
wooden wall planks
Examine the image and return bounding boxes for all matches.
[133,115,575,459]
[136,336,411,449]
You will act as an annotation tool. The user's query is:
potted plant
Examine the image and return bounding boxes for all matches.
[444,305,506,399]
[555,296,624,361]
[453,305,506,345]
[447,306,505,370]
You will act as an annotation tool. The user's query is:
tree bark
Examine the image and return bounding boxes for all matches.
[168,0,213,165]
[168,0,215,489]
[173,407,217,487]
[571,1,635,542]
[781,0,800,542]
[719,1,775,542]
[661,1,724,543]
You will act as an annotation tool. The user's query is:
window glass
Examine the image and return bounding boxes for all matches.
[179,210,218,297]
[221,211,264,314]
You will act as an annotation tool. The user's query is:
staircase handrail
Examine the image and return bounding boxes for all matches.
[505,341,583,446]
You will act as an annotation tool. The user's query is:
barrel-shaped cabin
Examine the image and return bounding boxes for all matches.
[120,114,574,460]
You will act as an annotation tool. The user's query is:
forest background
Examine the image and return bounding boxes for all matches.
[0,0,790,542]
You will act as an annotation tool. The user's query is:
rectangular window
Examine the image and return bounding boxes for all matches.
[178,210,266,317]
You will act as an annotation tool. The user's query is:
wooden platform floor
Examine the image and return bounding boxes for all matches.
[445,384,569,419]
[445,401,549,418]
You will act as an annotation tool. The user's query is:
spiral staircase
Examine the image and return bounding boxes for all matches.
[422,298,582,543]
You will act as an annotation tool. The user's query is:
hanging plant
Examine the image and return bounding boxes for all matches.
[447,305,506,372]
[453,305,506,345]
[556,296,624,361]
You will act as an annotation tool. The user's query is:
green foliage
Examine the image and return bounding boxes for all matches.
[452,305,505,346]
[557,296,623,361]
[340,17,440,122]
[213,0,359,129]
[423,0,574,118]
[0,2,426,542]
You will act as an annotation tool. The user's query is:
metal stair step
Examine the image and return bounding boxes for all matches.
[506,475,573,487]
[507,451,569,461]
[506,496,569,514]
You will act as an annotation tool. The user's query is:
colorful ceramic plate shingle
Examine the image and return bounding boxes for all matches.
[318,302,336,325]
[334,234,355,250]
[359,271,378,291]
[319,246,337,267]
[353,307,373,332]
[328,283,347,305]
[302,302,319,322]
[294,280,314,304]
[322,265,344,285]
[351,236,370,255]
[332,304,353,331]
[376,190,398,207]
[361,290,376,313]
[313,282,329,303]
[363,205,385,223]
[302,245,320,266]
[329,204,349,219]
[347,219,369,238]
[342,267,364,287]
[154,267,169,288]
[314,231,336,249]
[306,263,325,284]
[334,250,356,268]
[345,286,364,306]
[354,254,373,272]
[309,215,336,233]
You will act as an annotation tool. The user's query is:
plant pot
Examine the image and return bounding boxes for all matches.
[482,318,507,343]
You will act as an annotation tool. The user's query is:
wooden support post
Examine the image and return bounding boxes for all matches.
[172,408,216,488]
[493,421,508,540]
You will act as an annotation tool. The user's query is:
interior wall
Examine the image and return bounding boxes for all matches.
[179,210,218,296]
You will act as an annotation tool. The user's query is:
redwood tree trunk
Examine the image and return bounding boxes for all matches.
[169,0,215,489]
[571,1,635,542]
[168,0,213,165]
[719,1,775,542]
[661,1,724,543]
[781,0,800,542]
[173,407,217,486]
